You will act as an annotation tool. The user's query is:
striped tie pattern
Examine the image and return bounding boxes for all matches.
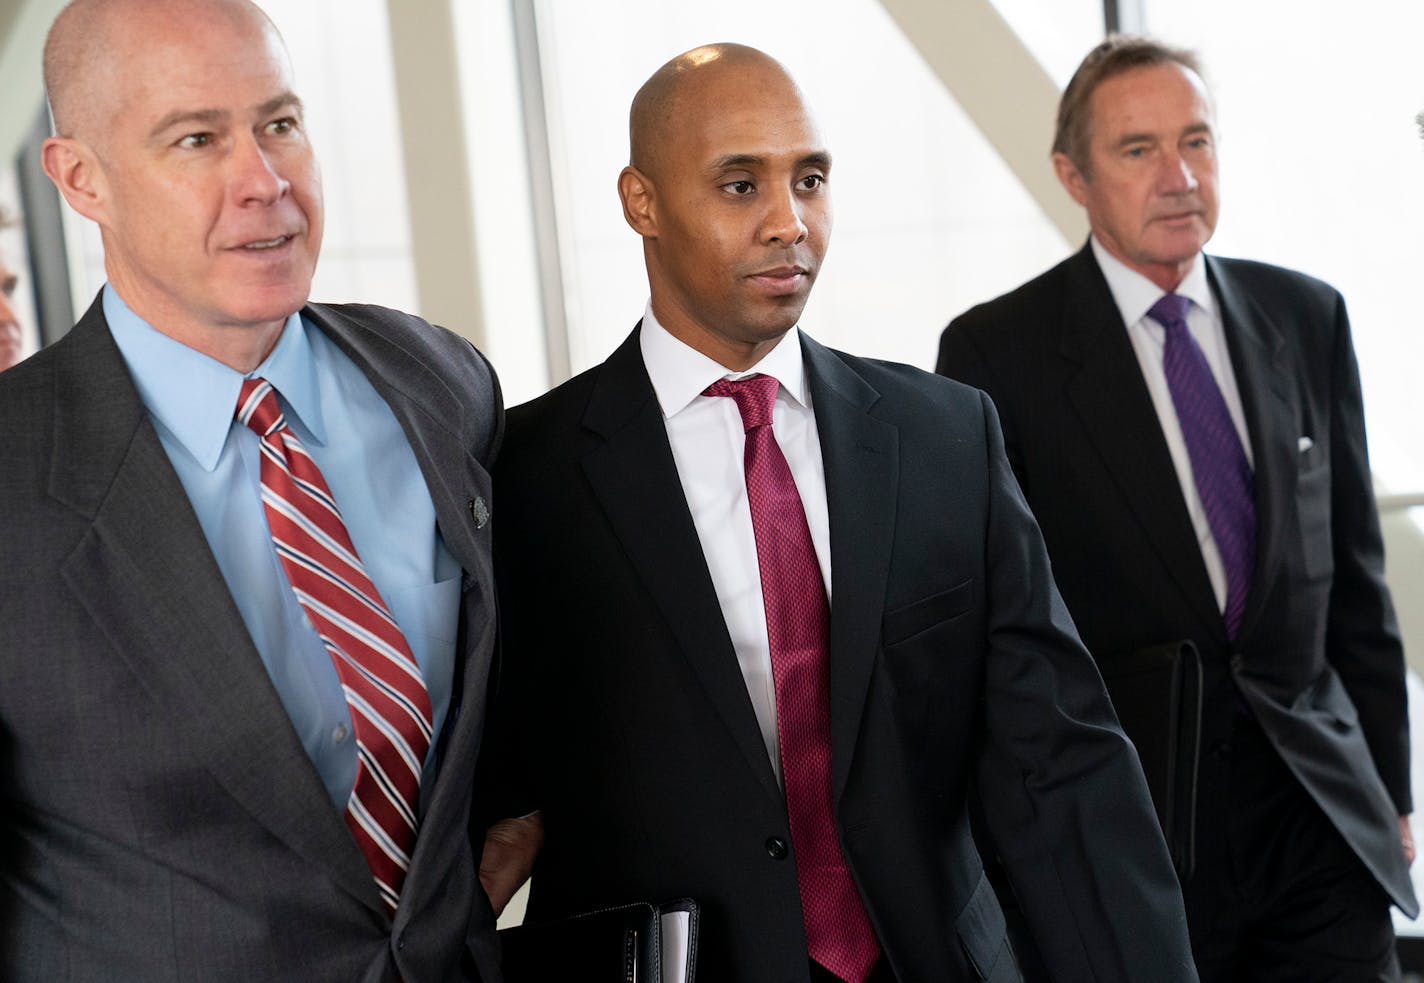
[1148,293,1257,639]
[236,377,432,916]
[703,374,882,983]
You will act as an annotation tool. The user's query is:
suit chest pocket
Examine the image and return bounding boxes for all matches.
[882,578,975,648]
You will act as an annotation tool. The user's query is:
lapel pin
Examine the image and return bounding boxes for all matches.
[468,496,490,529]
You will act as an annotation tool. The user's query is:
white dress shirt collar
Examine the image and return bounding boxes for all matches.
[104,284,321,473]
[1090,236,1218,328]
[639,302,810,420]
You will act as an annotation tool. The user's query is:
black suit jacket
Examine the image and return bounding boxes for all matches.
[0,297,505,981]
[492,326,1197,982]
[937,244,1416,916]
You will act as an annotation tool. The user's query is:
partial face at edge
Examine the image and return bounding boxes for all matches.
[0,247,21,370]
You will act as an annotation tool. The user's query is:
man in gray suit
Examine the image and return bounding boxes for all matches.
[0,1,505,979]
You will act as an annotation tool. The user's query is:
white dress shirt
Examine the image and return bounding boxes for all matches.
[1093,237,1254,615]
[640,304,831,783]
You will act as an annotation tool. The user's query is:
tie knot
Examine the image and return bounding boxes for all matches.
[1147,292,1192,332]
[703,373,780,432]
[235,377,286,438]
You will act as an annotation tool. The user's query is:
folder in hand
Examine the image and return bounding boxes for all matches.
[1096,640,1203,880]
[499,897,699,983]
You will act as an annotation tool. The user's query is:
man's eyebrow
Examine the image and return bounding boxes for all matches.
[1114,122,1212,148]
[148,108,228,141]
[708,150,833,171]
[1114,131,1157,148]
[709,153,765,171]
[147,92,304,141]
[258,92,304,120]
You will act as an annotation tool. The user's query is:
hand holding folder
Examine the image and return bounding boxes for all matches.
[499,898,699,983]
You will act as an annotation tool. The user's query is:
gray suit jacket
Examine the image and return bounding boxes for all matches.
[0,296,505,982]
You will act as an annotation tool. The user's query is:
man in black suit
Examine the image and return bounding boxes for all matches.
[937,35,1416,982]
[0,1,504,978]
[488,42,1196,982]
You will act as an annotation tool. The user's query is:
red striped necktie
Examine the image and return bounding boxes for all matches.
[236,377,432,917]
[702,373,882,983]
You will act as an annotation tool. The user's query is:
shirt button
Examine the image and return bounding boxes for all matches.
[332,723,350,743]
[765,836,789,860]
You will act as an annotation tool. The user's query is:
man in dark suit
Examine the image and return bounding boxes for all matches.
[488,42,1196,982]
[0,1,504,979]
[937,35,1416,982]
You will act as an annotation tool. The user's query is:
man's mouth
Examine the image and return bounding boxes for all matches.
[241,235,294,251]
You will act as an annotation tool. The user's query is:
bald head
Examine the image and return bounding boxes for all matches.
[629,43,806,180]
[618,43,830,371]
[45,0,280,142]
[39,0,322,372]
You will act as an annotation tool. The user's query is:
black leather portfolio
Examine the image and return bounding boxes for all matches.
[1097,640,1203,879]
[499,897,699,983]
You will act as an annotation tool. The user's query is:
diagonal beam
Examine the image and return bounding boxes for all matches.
[877,0,1087,244]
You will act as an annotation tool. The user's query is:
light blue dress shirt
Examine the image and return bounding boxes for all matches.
[105,286,461,811]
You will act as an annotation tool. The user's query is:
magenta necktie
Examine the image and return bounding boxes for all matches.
[703,374,881,983]
[1148,293,1256,639]
[237,378,432,917]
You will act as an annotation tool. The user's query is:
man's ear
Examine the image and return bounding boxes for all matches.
[1052,151,1090,208]
[41,136,109,226]
[618,165,656,238]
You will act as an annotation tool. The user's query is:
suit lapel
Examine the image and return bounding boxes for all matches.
[1059,246,1225,637]
[304,305,492,586]
[579,327,782,803]
[800,338,899,800]
[50,301,378,911]
[1207,259,1294,643]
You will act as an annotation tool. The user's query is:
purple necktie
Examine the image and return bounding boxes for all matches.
[703,374,881,983]
[1148,293,1256,639]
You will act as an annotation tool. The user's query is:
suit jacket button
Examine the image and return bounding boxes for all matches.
[765,836,789,860]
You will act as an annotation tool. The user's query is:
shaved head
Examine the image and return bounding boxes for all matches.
[39,0,321,371]
[618,43,830,371]
[45,0,280,144]
[629,43,806,181]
